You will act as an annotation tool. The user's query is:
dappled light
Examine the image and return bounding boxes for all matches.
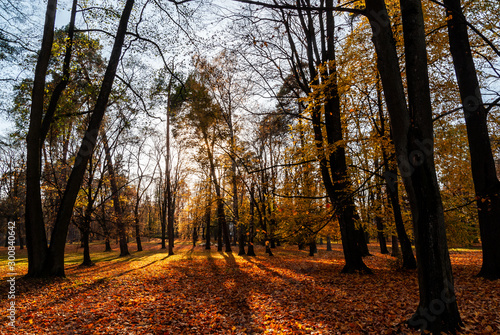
[1,242,499,333]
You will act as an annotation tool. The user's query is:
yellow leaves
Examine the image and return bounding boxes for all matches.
[482,325,494,333]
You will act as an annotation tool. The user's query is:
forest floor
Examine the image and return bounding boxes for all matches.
[0,240,499,334]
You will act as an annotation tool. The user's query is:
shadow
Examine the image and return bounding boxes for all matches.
[0,242,440,334]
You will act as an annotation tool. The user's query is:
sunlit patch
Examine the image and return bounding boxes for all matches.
[0,242,497,334]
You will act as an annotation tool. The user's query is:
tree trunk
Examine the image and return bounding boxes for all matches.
[166,96,174,256]
[237,187,246,256]
[217,216,223,252]
[42,0,134,276]
[16,217,23,250]
[376,216,389,254]
[374,160,388,254]
[24,0,57,278]
[133,171,143,252]
[192,225,197,247]
[444,0,500,280]
[314,1,371,273]
[377,76,417,269]
[205,185,211,250]
[309,241,317,257]
[81,156,95,266]
[105,237,112,252]
[356,226,371,257]
[101,200,112,252]
[391,235,400,257]
[247,184,256,256]
[204,135,231,253]
[365,0,462,331]
[384,163,417,269]
[81,220,93,266]
[103,135,129,257]
[326,236,332,251]
[160,188,166,249]
[167,205,174,255]
[265,240,273,256]
[135,214,142,252]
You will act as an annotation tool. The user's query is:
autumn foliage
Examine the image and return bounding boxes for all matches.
[1,241,498,334]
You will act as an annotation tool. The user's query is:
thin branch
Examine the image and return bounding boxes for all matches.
[248,159,317,174]
[233,0,364,15]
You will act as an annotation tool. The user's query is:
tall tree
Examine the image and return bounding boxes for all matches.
[443,0,500,280]
[172,75,232,252]
[25,0,64,277]
[195,52,249,255]
[256,0,372,273]
[25,0,135,277]
[365,0,462,331]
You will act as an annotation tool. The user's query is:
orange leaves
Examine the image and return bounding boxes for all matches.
[1,243,499,334]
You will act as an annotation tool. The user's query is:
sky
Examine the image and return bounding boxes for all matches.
[0,0,75,138]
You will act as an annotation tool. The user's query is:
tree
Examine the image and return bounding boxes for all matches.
[443,0,500,280]
[129,136,157,252]
[25,0,135,277]
[24,0,59,278]
[283,0,371,273]
[365,0,462,331]
[103,133,129,257]
[195,52,249,255]
[172,75,232,253]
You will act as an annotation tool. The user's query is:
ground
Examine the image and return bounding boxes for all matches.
[0,241,499,334]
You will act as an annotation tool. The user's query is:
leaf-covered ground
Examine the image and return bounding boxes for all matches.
[1,241,499,334]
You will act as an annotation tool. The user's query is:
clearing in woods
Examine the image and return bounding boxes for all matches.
[0,241,499,334]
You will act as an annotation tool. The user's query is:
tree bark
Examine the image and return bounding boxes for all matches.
[444,0,500,280]
[205,183,211,250]
[376,216,389,254]
[134,213,142,252]
[309,240,317,256]
[166,93,174,256]
[101,198,112,252]
[374,161,388,254]
[391,235,400,257]
[24,0,57,278]
[365,0,462,331]
[105,237,112,252]
[383,156,416,268]
[160,184,166,249]
[81,220,93,266]
[247,184,256,256]
[167,190,175,255]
